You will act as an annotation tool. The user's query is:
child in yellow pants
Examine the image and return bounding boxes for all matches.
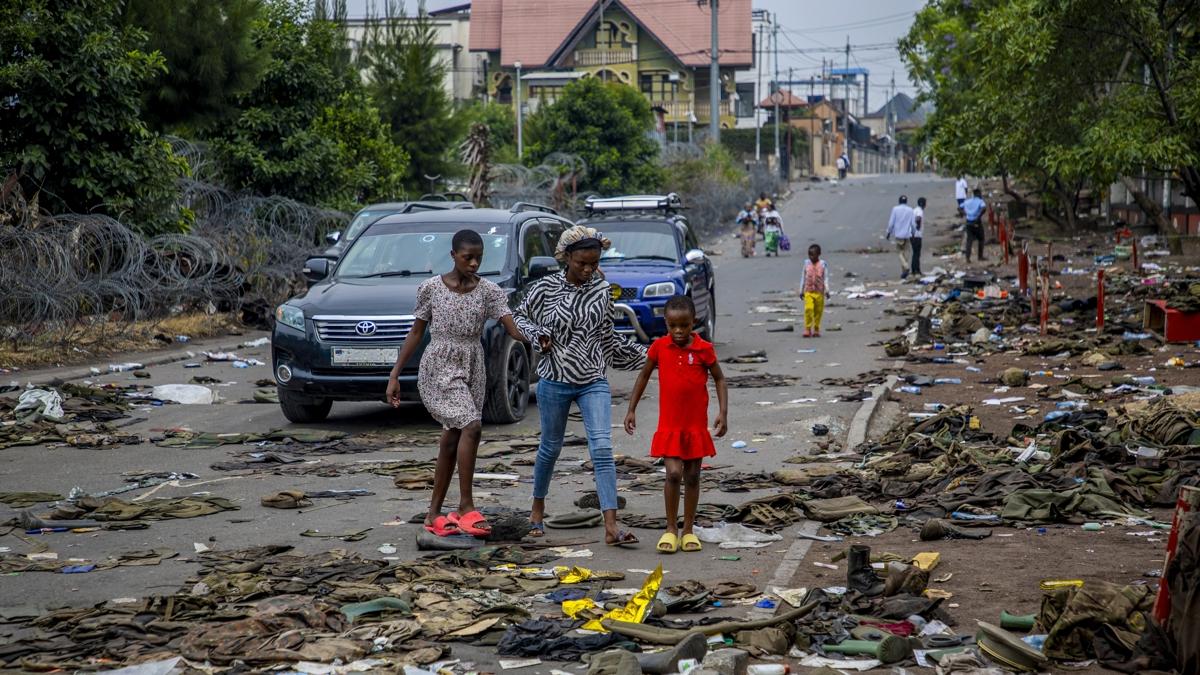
[800,244,830,337]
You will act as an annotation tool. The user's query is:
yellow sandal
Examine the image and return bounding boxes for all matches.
[656,532,679,554]
[680,533,703,552]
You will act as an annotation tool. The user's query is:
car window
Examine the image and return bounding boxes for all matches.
[600,228,679,262]
[344,209,402,241]
[520,222,547,276]
[683,224,700,252]
[541,219,566,253]
[336,231,510,278]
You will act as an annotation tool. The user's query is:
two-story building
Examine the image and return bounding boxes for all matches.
[469,0,752,129]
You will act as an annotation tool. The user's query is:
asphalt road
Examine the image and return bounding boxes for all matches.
[0,173,952,666]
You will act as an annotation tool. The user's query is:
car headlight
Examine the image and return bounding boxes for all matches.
[275,304,305,331]
[642,282,677,298]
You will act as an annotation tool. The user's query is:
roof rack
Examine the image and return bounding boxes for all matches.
[584,193,684,214]
[509,202,558,215]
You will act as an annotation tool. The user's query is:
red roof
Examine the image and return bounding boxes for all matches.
[470,0,753,69]
[758,89,808,109]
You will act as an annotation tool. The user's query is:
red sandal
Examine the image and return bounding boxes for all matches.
[424,515,460,537]
[449,510,492,537]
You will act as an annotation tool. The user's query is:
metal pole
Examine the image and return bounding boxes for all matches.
[515,62,523,159]
[772,15,780,167]
[709,0,720,143]
[754,21,763,161]
[843,36,851,168]
[672,78,679,143]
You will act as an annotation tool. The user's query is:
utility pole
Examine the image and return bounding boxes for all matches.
[843,36,851,169]
[708,0,720,143]
[772,14,780,168]
[754,19,763,161]
[785,66,793,180]
[515,61,524,159]
[890,71,896,173]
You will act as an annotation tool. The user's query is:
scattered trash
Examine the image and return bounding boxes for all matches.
[150,384,216,405]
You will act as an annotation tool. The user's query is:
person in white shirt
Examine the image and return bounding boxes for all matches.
[911,197,926,276]
[885,195,916,279]
[836,155,847,180]
[955,176,968,212]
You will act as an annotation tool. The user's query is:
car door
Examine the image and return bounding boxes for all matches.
[679,223,712,310]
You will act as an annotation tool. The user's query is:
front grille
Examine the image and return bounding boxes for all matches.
[616,286,639,301]
[312,315,414,344]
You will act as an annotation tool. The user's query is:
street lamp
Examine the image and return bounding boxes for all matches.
[514,61,523,160]
[668,71,680,144]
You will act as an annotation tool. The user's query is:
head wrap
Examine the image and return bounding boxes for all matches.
[555,225,611,262]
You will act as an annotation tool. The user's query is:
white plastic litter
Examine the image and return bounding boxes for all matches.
[797,654,881,670]
[96,656,182,675]
[108,362,144,372]
[15,389,65,421]
[694,522,783,549]
[151,384,216,405]
[241,337,270,348]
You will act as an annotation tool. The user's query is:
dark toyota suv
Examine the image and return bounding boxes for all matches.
[272,205,573,423]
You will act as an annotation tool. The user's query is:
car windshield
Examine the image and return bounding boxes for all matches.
[599,225,678,263]
[336,229,510,278]
[344,209,403,241]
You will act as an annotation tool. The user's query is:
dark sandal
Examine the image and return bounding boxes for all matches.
[606,529,640,547]
[527,521,545,538]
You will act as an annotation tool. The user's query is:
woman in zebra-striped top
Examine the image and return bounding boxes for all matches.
[514,226,646,546]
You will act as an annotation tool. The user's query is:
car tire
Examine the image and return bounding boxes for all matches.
[278,388,333,423]
[698,292,716,341]
[483,335,530,424]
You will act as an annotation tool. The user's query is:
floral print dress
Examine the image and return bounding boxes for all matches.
[414,276,511,429]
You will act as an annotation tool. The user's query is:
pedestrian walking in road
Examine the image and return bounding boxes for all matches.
[911,197,926,276]
[955,176,968,213]
[762,205,783,256]
[514,226,646,547]
[737,209,757,258]
[836,154,848,180]
[624,295,728,555]
[885,195,916,279]
[387,229,529,538]
[961,188,987,262]
[800,244,831,337]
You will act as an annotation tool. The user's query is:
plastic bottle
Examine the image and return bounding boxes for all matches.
[899,385,922,394]
[932,357,953,364]
[747,666,789,675]
[932,343,945,350]
[923,403,947,412]
[965,366,982,373]
[1055,401,1085,410]
[934,377,962,385]
[1132,376,1156,385]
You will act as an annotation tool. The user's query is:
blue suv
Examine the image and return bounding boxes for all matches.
[579,194,716,342]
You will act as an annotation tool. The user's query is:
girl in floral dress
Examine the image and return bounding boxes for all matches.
[387,229,528,537]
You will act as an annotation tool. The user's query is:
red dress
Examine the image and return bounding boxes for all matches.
[648,334,718,460]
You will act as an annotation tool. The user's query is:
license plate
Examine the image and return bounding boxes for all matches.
[331,347,397,366]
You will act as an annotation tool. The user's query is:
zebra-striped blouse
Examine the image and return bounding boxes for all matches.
[514,272,647,384]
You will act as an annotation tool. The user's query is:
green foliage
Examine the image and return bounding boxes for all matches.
[0,0,189,234]
[357,1,461,190]
[210,0,407,209]
[718,125,807,160]
[525,78,662,194]
[901,0,1200,230]
[457,101,518,165]
[123,0,267,133]
[662,144,744,192]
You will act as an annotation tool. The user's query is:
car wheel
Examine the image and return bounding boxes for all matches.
[483,335,530,424]
[278,388,332,423]
[698,292,716,341]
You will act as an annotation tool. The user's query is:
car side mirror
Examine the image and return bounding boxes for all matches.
[303,257,330,282]
[685,249,706,264]
[325,231,341,245]
[528,256,560,279]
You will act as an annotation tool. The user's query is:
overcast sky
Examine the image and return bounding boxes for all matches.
[341,0,926,103]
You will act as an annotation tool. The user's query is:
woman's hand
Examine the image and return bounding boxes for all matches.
[385,377,402,408]
[623,409,637,435]
[538,335,553,353]
[713,413,728,438]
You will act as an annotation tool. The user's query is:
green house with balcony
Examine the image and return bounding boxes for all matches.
[469,0,752,129]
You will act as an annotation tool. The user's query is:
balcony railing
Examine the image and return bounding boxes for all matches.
[573,48,635,66]
[647,99,733,121]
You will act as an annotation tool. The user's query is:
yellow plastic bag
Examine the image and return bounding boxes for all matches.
[556,566,593,584]
[562,598,597,619]
[583,565,663,632]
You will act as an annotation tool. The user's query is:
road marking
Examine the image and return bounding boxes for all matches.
[748,519,821,620]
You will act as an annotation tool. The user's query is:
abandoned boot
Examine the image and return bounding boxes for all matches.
[883,562,930,597]
[920,519,992,541]
[847,544,885,596]
[636,631,708,674]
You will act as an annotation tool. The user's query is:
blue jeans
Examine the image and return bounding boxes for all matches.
[532,378,619,512]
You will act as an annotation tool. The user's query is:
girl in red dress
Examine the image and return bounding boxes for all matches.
[624,295,729,554]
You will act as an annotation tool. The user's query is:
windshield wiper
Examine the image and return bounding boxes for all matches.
[621,255,676,262]
[351,270,433,279]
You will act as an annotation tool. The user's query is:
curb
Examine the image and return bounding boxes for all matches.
[846,374,898,450]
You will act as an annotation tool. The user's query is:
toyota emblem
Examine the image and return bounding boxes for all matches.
[355,320,377,336]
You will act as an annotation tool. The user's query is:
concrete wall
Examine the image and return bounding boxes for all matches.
[345,13,479,102]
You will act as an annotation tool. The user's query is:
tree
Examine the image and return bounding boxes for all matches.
[357,1,461,191]
[457,101,518,165]
[122,0,267,133]
[524,78,662,195]
[901,0,1200,237]
[211,0,408,210]
[0,0,188,234]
